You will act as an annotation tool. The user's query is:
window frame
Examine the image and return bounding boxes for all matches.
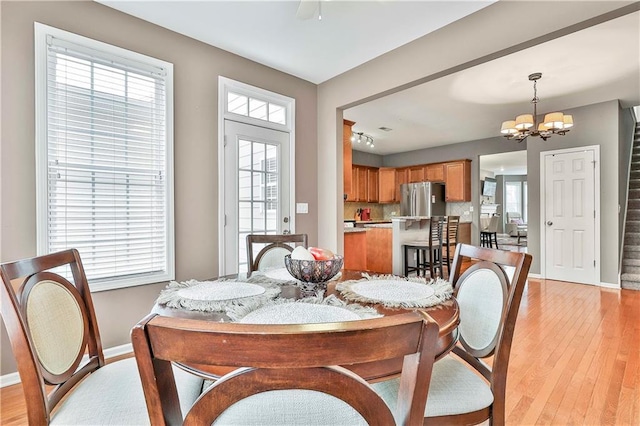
[35,23,175,292]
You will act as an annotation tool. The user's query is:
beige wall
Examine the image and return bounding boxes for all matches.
[0,1,317,375]
[317,1,636,254]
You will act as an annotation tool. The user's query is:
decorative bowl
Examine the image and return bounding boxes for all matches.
[284,254,344,284]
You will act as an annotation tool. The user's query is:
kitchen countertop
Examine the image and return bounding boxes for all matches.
[364,223,392,229]
[353,220,392,224]
[344,228,367,233]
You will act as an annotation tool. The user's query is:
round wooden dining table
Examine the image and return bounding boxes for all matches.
[151,269,460,382]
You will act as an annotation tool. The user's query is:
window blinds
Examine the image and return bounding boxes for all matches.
[44,34,171,285]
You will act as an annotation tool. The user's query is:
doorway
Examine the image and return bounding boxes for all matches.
[218,77,295,276]
[222,121,291,275]
[540,146,600,285]
[479,151,528,252]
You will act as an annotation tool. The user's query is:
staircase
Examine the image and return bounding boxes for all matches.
[621,122,640,290]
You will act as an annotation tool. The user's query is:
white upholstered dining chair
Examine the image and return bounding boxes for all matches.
[132,311,442,426]
[0,249,203,425]
[246,233,308,276]
[374,243,532,425]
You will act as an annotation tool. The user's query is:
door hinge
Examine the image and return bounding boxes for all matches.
[224,135,227,147]
[593,260,596,267]
[224,214,227,227]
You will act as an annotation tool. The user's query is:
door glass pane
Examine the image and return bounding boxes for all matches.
[251,171,263,201]
[236,139,282,269]
[238,202,252,233]
[249,98,268,120]
[252,202,265,232]
[238,140,251,169]
[239,171,252,201]
[269,103,286,124]
[228,92,248,116]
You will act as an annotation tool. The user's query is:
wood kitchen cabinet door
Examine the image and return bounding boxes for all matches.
[445,160,471,202]
[408,165,425,183]
[425,164,444,182]
[395,168,408,202]
[367,168,379,202]
[356,166,368,201]
[378,168,396,203]
[366,228,392,274]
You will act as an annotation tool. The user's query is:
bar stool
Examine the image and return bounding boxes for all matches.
[443,216,460,278]
[403,216,444,278]
[480,215,499,249]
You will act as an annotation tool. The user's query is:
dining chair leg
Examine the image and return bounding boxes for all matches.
[404,245,409,277]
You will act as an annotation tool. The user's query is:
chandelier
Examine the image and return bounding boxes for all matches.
[350,132,375,148]
[500,73,574,142]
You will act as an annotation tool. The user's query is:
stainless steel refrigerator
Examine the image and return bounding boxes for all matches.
[400,182,446,217]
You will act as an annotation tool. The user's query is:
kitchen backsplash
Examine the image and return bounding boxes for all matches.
[344,202,399,220]
[447,202,473,222]
[345,202,470,221]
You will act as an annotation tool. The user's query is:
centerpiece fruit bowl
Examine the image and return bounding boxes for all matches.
[284,254,344,284]
[283,246,343,296]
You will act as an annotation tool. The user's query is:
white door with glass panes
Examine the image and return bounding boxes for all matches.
[223,120,290,275]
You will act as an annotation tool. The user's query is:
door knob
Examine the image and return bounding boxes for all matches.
[546,221,553,226]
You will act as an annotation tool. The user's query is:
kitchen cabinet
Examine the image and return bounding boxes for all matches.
[355,166,367,201]
[445,160,471,202]
[395,168,408,202]
[408,165,425,183]
[352,165,379,202]
[344,231,367,270]
[343,120,355,201]
[425,164,444,182]
[378,168,396,203]
[367,168,379,202]
[366,228,393,274]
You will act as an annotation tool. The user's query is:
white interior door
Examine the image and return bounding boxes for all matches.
[223,120,291,275]
[543,148,598,284]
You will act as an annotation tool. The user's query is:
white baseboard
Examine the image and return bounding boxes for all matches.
[599,281,620,289]
[528,273,542,279]
[0,372,21,387]
[0,343,133,388]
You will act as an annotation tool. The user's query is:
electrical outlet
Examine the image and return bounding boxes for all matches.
[469,206,474,212]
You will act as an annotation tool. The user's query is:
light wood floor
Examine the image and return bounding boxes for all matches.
[1,278,638,425]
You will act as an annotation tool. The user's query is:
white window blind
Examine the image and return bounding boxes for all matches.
[36,24,174,291]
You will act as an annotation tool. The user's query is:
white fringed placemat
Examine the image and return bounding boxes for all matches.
[337,274,453,309]
[157,279,281,312]
[228,294,381,324]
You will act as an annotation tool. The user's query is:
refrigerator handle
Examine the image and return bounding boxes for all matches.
[412,186,416,216]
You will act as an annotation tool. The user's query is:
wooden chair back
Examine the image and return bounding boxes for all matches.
[445,216,460,247]
[447,243,532,424]
[132,312,441,426]
[0,249,104,424]
[246,233,308,276]
[429,216,444,248]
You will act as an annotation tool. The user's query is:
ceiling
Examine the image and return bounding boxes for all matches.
[97,1,639,156]
[97,0,495,84]
[346,11,640,154]
[480,151,527,176]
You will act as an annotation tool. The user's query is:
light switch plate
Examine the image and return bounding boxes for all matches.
[296,203,309,214]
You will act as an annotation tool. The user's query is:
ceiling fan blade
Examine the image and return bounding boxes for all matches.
[296,0,318,20]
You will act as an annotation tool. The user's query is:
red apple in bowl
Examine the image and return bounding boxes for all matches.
[308,247,335,261]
